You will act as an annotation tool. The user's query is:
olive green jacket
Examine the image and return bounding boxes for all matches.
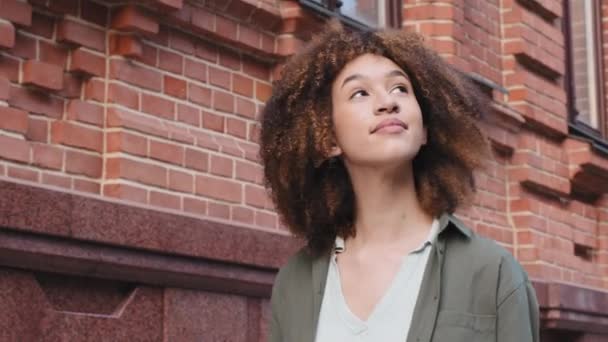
[268,214,539,342]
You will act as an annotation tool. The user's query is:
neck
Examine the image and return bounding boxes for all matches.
[345,162,434,250]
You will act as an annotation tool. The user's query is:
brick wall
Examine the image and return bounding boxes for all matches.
[1,0,608,340]
[0,0,280,229]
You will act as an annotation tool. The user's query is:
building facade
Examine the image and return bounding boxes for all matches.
[0,0,607,340]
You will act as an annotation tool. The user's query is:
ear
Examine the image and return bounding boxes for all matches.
[328,145,342,157]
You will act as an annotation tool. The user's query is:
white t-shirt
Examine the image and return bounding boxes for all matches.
[314,219,439,342]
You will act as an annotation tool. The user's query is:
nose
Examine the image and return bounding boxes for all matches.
[374,94,399,115]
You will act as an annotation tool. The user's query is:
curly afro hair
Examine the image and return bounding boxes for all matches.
[260,22,490,255]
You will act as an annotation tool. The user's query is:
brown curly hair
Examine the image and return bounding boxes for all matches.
[260,22,490,255]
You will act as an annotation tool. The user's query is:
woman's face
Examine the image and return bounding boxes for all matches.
[329,53,426,168]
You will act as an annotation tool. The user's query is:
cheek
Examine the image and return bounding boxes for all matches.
[332,105,368,146]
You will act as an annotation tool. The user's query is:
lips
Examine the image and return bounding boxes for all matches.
[371,118,408,133]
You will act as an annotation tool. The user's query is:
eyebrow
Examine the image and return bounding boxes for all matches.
[340,69,410,89]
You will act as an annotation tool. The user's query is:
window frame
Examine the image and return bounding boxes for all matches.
[564,0,608,148]
[299,0,402,30]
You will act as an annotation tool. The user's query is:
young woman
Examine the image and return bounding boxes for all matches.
[260,22,539,342]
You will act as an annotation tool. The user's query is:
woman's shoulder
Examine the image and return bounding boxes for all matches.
[445,216,531,295]
[273,247,320,293]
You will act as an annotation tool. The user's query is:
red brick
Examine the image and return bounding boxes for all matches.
[164,75,187,99]
[202,111,224,132]
[196,174,241,203]
[108,82,139,110]
[235,97,256,119]
[169,30,194,54]
[157,0,183,11]
[39,41,68,68]
[107,131,147,156]
[65,150,102,178]
[58,73,82,99]
[226,1,256,22]
[0,106,28,134]
[158,49,183,74]
[0,0,32,26]
[109,59,162,91]
[12,32,35,59]
[111,5,158,35]
[248,122,260,143]
[232,206,254,224]
[210,154,233,177]
[243,59,269,80]
[141,93,174,120]
[8,85,64,119]
[177,103,200,126]
[51,121,103,152]
[215,15,237,40]
[150,139,184,165]
[140,42,158,67]
[232,74,253,97]
[67,100,104,127]
[195,40,217,62]
[81,0,108,27]
[0,54,19,81]
[26,117,48,142]
[235,160,262,184]
[57,19,105,52]
[7,165,38,181]
[0,20,15,49]
[184,197,207,215]
[208,201,229,219]
[184,58,207,82]
[238,24,260,48]
[107,107,166,139]
[0,134,29,163]
[185,148,208,172]
[106,157,167,188]
[255,81,271,102]
[42,172,71,189]
[168,169,193,193]
[226,118,247,140]
[84,79,105,101]
[45,0,78,16]
[110,33,143,58]
[22,60,63,91]
[209,66,230,90]
[213,90,234,113]
[261,33,275,53]
[32,143,63,170]
[24,12,53,39]
[104,183,147,204]
[245,184,271,209]
[255,210,276,228]
[191,7,214,32]
[74,178,100,194]
[0,76,8,100]
[219,49,241,70]
[188,83,211,107]
[150,190,180,210]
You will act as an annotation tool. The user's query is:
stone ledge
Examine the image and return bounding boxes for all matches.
[0,227,275,297]
[0,178,300,271]
[535,281,608,334]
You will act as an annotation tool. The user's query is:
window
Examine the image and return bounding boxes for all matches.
[300,0,402,29]
[565,0,607,140]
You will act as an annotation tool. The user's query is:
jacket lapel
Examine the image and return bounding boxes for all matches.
[308,252,330,342]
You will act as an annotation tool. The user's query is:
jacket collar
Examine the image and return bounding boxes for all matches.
[438,213,472,239]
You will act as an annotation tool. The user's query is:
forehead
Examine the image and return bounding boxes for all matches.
[336,53,405,80]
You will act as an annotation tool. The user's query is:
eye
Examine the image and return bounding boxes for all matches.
[391,85,409,94]
[349,89,369,99]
